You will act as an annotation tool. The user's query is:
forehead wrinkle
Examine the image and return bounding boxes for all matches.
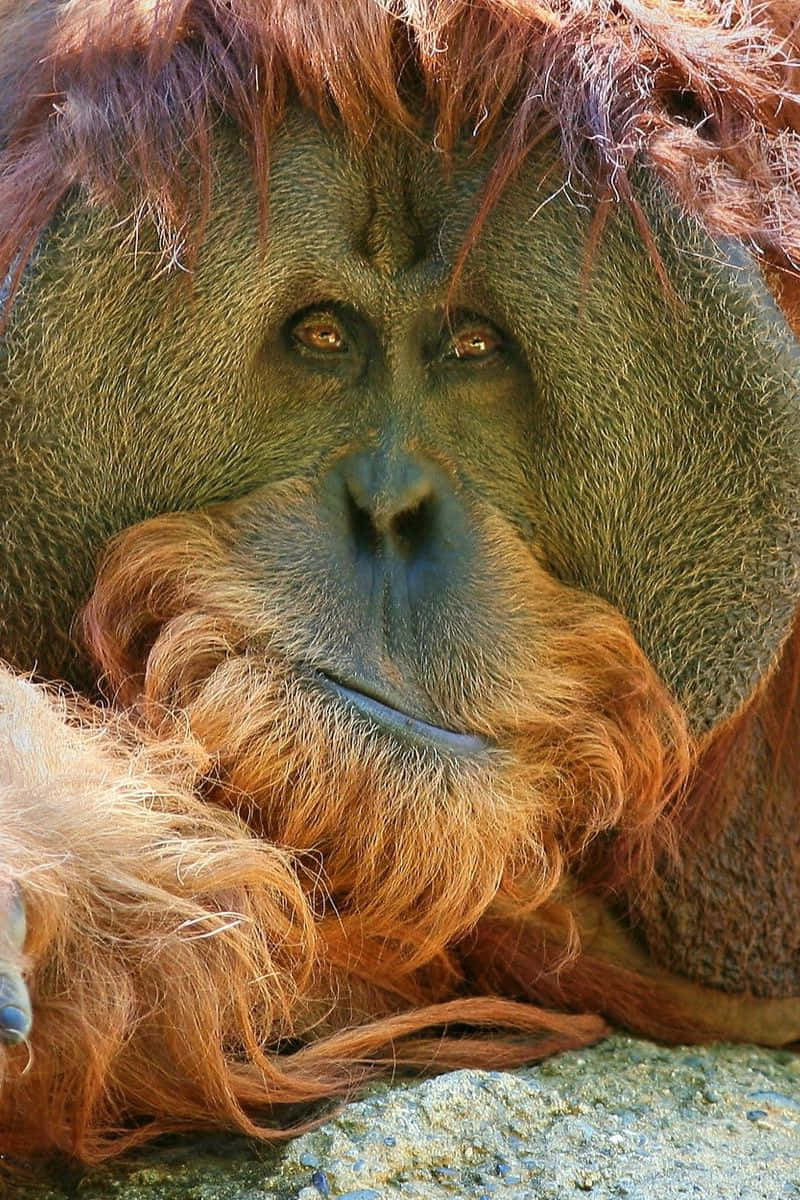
[261,122,474,330]
[360,162,428,277]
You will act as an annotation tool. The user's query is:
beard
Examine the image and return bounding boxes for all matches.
[0,478,694,1164]
[81,481,691,989]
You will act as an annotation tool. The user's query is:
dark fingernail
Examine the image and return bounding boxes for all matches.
[0,1005,30,1043]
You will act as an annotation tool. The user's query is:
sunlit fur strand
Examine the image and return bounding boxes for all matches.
[0,671,324,1158]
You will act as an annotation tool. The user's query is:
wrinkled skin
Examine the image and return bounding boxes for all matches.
[1,112,799,1058]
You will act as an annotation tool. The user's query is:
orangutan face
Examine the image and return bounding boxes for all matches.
[3,114,799,733]
[2,112,799,948]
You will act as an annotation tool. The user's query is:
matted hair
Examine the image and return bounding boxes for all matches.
[0,1,799,308]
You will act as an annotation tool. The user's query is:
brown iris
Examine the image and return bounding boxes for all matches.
[448,324,503,360]
[292,313,348,353]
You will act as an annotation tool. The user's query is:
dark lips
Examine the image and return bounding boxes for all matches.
[317,673,489,756]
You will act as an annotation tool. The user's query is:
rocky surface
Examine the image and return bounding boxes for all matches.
[13,1036,800,1199]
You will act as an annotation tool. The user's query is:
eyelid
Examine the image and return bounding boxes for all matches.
[296,309,341,327]
[294,310,343,332]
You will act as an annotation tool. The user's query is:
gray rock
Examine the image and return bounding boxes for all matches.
[12,1036,800,1199]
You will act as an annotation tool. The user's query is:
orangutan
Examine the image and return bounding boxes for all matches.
[0,0,798,1164]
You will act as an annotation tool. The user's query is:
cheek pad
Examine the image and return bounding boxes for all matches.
[472,177,800,730]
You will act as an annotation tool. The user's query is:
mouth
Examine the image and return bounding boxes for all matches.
[314,671,489,756]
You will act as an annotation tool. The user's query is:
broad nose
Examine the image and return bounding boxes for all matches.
[321,445,474,657]
[340,451,437,559]
[341,450,437,556]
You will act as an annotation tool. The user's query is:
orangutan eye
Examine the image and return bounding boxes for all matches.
[445,322,504,362]
[291,311,349,354]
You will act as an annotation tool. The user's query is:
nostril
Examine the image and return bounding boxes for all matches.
[347,487,381,557]
[391,496,433,551]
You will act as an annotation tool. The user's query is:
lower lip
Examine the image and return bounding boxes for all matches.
[320,676,488,756]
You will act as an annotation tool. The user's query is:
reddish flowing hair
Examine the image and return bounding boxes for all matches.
[0,1,799,311]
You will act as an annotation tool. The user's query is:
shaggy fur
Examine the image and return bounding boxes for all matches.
[1,0,800,1166]
[1,2,800,304]
[0,496,690,1160]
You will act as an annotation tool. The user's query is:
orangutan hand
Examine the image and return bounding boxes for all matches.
[0,888,30,1045]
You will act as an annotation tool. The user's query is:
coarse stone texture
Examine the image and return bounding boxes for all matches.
[11,1036,800,1200]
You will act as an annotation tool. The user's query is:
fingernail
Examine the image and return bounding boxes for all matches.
[0,1005,30,1043]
